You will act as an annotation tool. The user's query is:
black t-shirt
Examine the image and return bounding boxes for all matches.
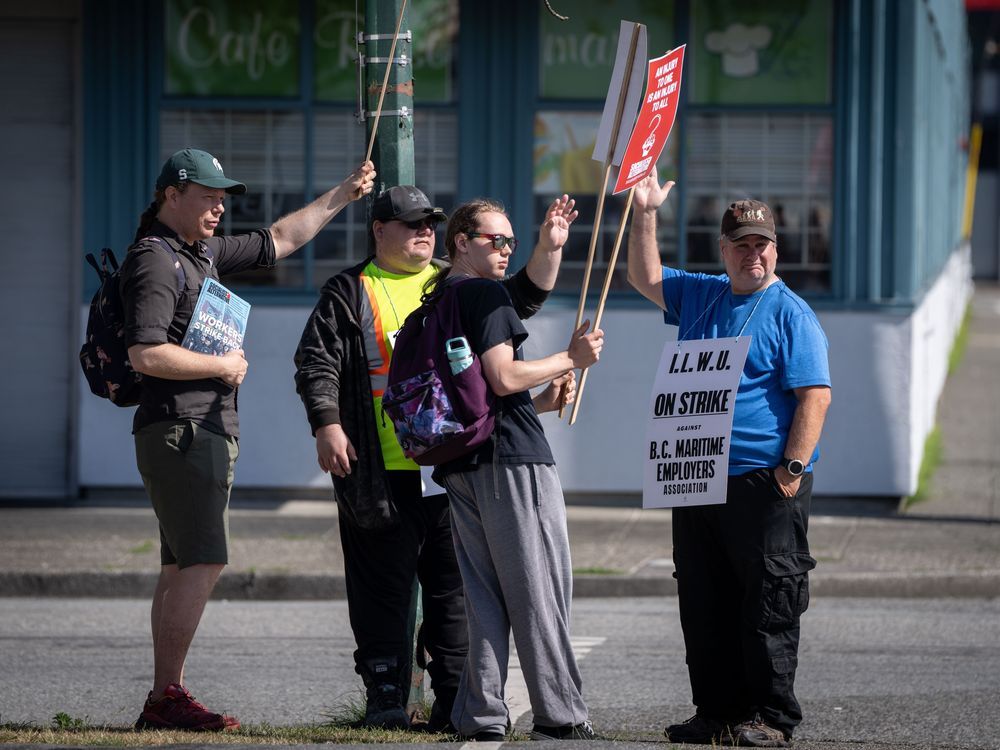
[120,220,276,436]
[436,277,554,477]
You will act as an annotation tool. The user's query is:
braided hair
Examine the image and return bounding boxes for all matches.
[132,182,189,243]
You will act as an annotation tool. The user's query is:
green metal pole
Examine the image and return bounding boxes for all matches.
[364,0,415,192]
[362,0,421,716]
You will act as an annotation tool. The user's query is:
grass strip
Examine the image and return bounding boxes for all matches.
[0,722,451,746]
[904,426,943,510]
[948,304,973,375]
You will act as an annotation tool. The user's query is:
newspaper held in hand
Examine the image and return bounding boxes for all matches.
[181,278,251,356]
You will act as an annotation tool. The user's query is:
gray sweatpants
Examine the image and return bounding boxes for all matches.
[443,462,589,736]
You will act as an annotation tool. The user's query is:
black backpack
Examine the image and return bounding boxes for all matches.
[79,241,186,407]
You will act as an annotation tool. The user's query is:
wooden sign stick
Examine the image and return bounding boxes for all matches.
[569,186,635,425]
[365,0,409,164]
[559,21,642,418]
[559,164,611,417]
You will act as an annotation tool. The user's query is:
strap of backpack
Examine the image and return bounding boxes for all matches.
[99,248,119,273]
[141,236,188,302]
[422,273,473,308]
[85,252,104,279]
[165,245,186,299]
[130,235,215,305]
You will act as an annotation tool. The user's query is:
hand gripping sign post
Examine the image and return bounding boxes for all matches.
[643,337,749,508]
[569,44,686,425]
[557,20,647,418]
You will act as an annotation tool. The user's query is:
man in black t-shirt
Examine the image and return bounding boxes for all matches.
[294,187,580,732]
[122,148,374,732]
[431,198,604,742]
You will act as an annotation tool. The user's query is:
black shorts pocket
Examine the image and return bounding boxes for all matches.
[760,551,817,631]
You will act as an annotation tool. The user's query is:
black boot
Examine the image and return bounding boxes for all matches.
[360,657,409,730]
[425,687,456,733]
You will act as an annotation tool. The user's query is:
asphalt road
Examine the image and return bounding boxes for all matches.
[1,596,998,749]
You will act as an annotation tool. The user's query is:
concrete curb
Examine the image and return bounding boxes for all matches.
[2,570,999,600]
[576,572,1000,599]
[809,570,1000,598]
[0,572,346,600]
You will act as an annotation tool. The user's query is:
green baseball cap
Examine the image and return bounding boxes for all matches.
[156,148,247,194]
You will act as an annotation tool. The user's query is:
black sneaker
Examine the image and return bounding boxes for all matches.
[732,714,790,747]
[530,720,596,740]
[363,683,410,730]
[423,688,456,733]
[664,713,734,744]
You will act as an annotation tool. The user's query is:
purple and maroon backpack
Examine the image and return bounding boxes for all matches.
[383,277,496,466]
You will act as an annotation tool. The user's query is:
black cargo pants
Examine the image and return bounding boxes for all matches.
[672,468,816,737]
[338,470,468,695]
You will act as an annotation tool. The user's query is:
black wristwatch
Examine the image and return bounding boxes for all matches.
[780,457,805,476]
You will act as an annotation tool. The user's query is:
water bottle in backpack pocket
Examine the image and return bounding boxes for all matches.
[445,337,473,374]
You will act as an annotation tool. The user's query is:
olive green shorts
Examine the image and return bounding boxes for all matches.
[134,419,239,569]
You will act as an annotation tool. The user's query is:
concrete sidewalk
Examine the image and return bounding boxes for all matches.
[1,286,998,601]
[0,498,998,599]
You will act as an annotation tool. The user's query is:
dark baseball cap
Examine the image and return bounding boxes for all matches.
[372,185,447,224]
[720,199,776,242]
[156,148,247,195]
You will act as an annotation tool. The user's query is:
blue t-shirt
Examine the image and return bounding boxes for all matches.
[660,267,830,475]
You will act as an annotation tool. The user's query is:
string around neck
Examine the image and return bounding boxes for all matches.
[677,278,777,345]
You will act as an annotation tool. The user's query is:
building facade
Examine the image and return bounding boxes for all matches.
[1,0,972,500]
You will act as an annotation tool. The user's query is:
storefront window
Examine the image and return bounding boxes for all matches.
[160,0,458,292]
[539,0,674,100]
[159,110,306,287]
[533,111,679,292]
[313,0,458,102]
[164,0,301,97]
[686,113,833,292]
[536,1,676,293]
[689,0,833,105]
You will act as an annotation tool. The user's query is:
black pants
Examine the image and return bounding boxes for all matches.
[672,468,816,737]
[338,470,468,694]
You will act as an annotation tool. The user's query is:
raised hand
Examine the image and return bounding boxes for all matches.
[345,161,377,202]
[538,194,579,251]
[632,170,675,212]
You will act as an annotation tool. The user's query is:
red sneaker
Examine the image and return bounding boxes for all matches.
[135,683,239,731]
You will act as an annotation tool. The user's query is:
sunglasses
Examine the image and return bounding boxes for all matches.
[466,232,519,251]
[397,217,437,230]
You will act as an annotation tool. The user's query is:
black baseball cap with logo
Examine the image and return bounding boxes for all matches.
[720,199,776,242]
[372,185,447,224]
[155,148,247,195]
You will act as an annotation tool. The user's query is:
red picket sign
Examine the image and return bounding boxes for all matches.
[613,45,686,194]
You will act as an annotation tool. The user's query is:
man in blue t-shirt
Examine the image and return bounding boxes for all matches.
[627,172,832,749]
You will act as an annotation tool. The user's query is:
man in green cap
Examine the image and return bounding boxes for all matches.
[121,148,376,731]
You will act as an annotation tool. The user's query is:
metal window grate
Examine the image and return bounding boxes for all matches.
[686,113,833,293]
[159,108,457,290]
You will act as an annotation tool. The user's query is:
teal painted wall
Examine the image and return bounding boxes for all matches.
[84,0,157,261]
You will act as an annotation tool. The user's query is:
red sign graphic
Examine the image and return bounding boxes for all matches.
[613,45,686,194]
